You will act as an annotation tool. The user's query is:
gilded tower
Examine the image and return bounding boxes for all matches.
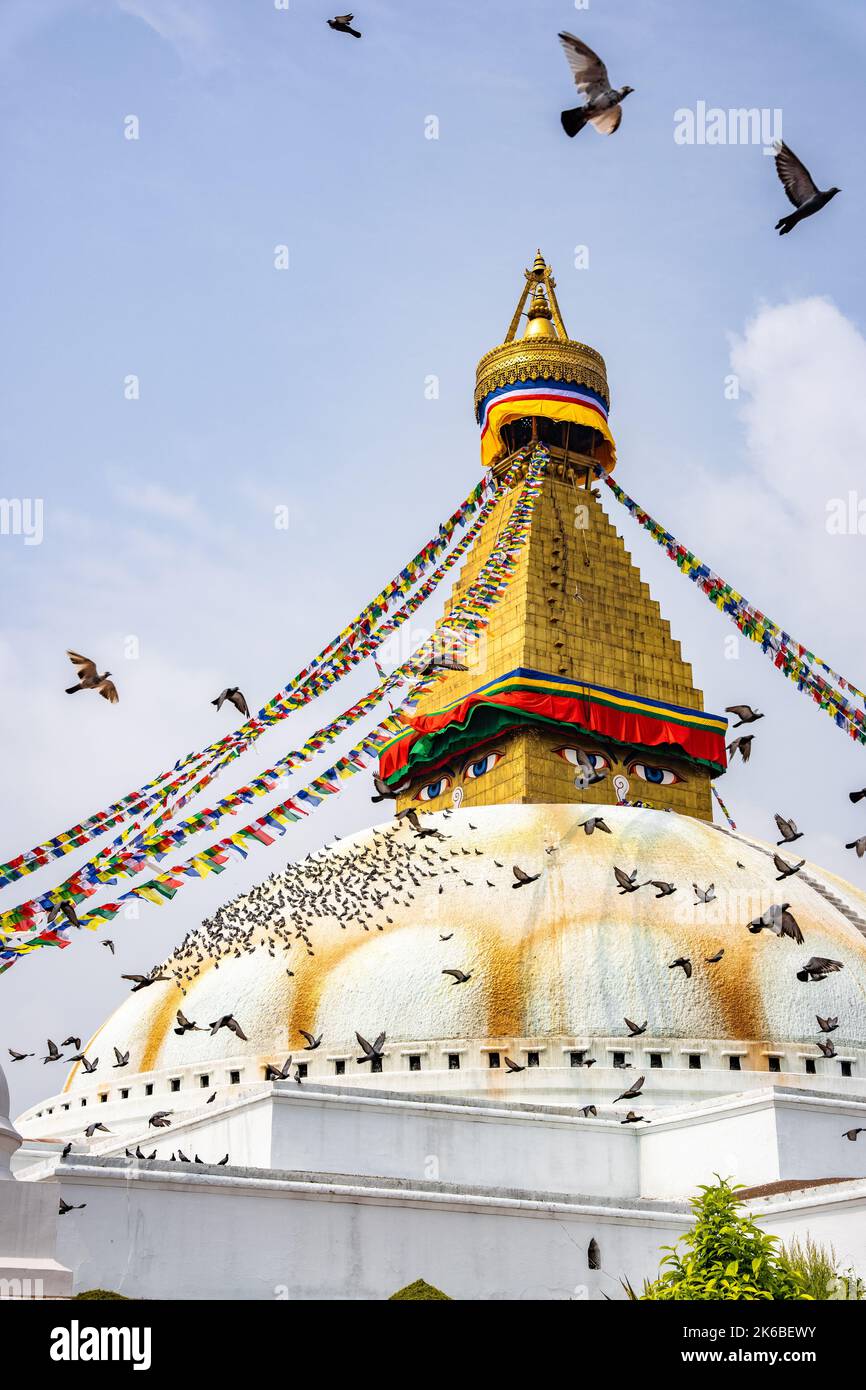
[382,254,727,821]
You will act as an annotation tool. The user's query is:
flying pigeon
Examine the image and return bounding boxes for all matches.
[816,1038,837,1059]
[845,836,866,858]
[113,1048,130,1068]
[613,1075,645,1103]
[65,650,118,703]
[580,816,611,835]
[705,948,725,964]
[817,1015,839,1033]
[355,1030,386,1064]
[504,1056,525,1073]
[327,13,361,37]
[774,814,803,845]
[773,853,804,881]
[442,969,472,984]
[212,687,250,719]
[512,865,540,888]
[773,141,840,235]
[849,788,866,804]
[8,1048,34,1061]
[646,880,676,898]
[265,1058,293,1080]
[209,1014,248,1041]
[148,1111,173,1129]
[614,866,641,894]
[725,704,763,728]
[59,1198,86,1214]
[620,1112,646,1125]
[693,883,715,904]
[42,1039,64,1064]
[624,1018,647,1036]
[557,32,633,138]
[727,735,754,763]
[843,1128,865,1141]
[797,957,844,983]
[299,1030,322,1050]
[748,903,804,944]
[122,971,169,992]
[668,957,692,979]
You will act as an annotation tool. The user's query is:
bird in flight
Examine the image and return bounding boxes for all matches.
[843,1128,865,1141]
[693,883,715,904]
[210,1014,248,1041]
[148,1111,173,1129]
[356,1031,386,1064]
[669,957,692,979]
[8,1048,34,1061]
[774,814,803,845]
[849,788,866,804]
[299,1030,322,1050]
[817,1015,839,1034]
[113,1047,130,1068]
[773,853,804,881]
[816,1038,837,1059]
[726,735,754,764]
[705,948,725,964]
[42,1039,64,1064]
[557,32,633,138]
[748,903,804,944]
[845,836,866,858]
[614,1074,645,1103]
[773,141,840,235]
[212,687,250,719]
[614,866,641,894]
[122,970,169,992]
[725,704,763,728]
[442,968,472,984]
[173,1010,205,1035]
[797,956,844,983]
[65,651,118,703]
[512,865,540,888]
[580,816,611,835]
[646,880,676,898]
[624,1018,647,1036]
[504,1056,525,1073]
[59,1198,86,1214]
[265,1057,293,1080]
[327,13,361,37]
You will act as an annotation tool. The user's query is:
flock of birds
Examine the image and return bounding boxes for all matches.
[9,762,865,1147]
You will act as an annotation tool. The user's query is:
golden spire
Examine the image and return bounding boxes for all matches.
[524,284,556,339]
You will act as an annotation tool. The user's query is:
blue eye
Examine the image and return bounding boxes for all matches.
[416,776,451,802]
[631,763,681,786]
[464,752,501,780]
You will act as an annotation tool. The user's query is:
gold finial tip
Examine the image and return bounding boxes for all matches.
[530,250,547,279]
[523,284,556,338]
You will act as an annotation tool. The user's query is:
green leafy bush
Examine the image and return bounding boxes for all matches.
[388,1278,452,1301]
[634,1177,813,1301]
[73,1289,131,1300]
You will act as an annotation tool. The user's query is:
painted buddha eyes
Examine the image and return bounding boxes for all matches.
[416,775,452,802]
[629,762,682,786]
[414,750,503,802]
[555,747,611,772]
[463,751,502,780]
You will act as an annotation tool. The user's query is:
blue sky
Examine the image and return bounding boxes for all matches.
[2,0,866,1110]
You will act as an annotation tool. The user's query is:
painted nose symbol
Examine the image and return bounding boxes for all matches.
[613,774,630,803]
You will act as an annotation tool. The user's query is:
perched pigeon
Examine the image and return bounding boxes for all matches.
[773,141,840,235]
[557,32,633,138]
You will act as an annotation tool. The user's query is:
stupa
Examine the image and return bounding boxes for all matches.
[12,256,866,1301]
